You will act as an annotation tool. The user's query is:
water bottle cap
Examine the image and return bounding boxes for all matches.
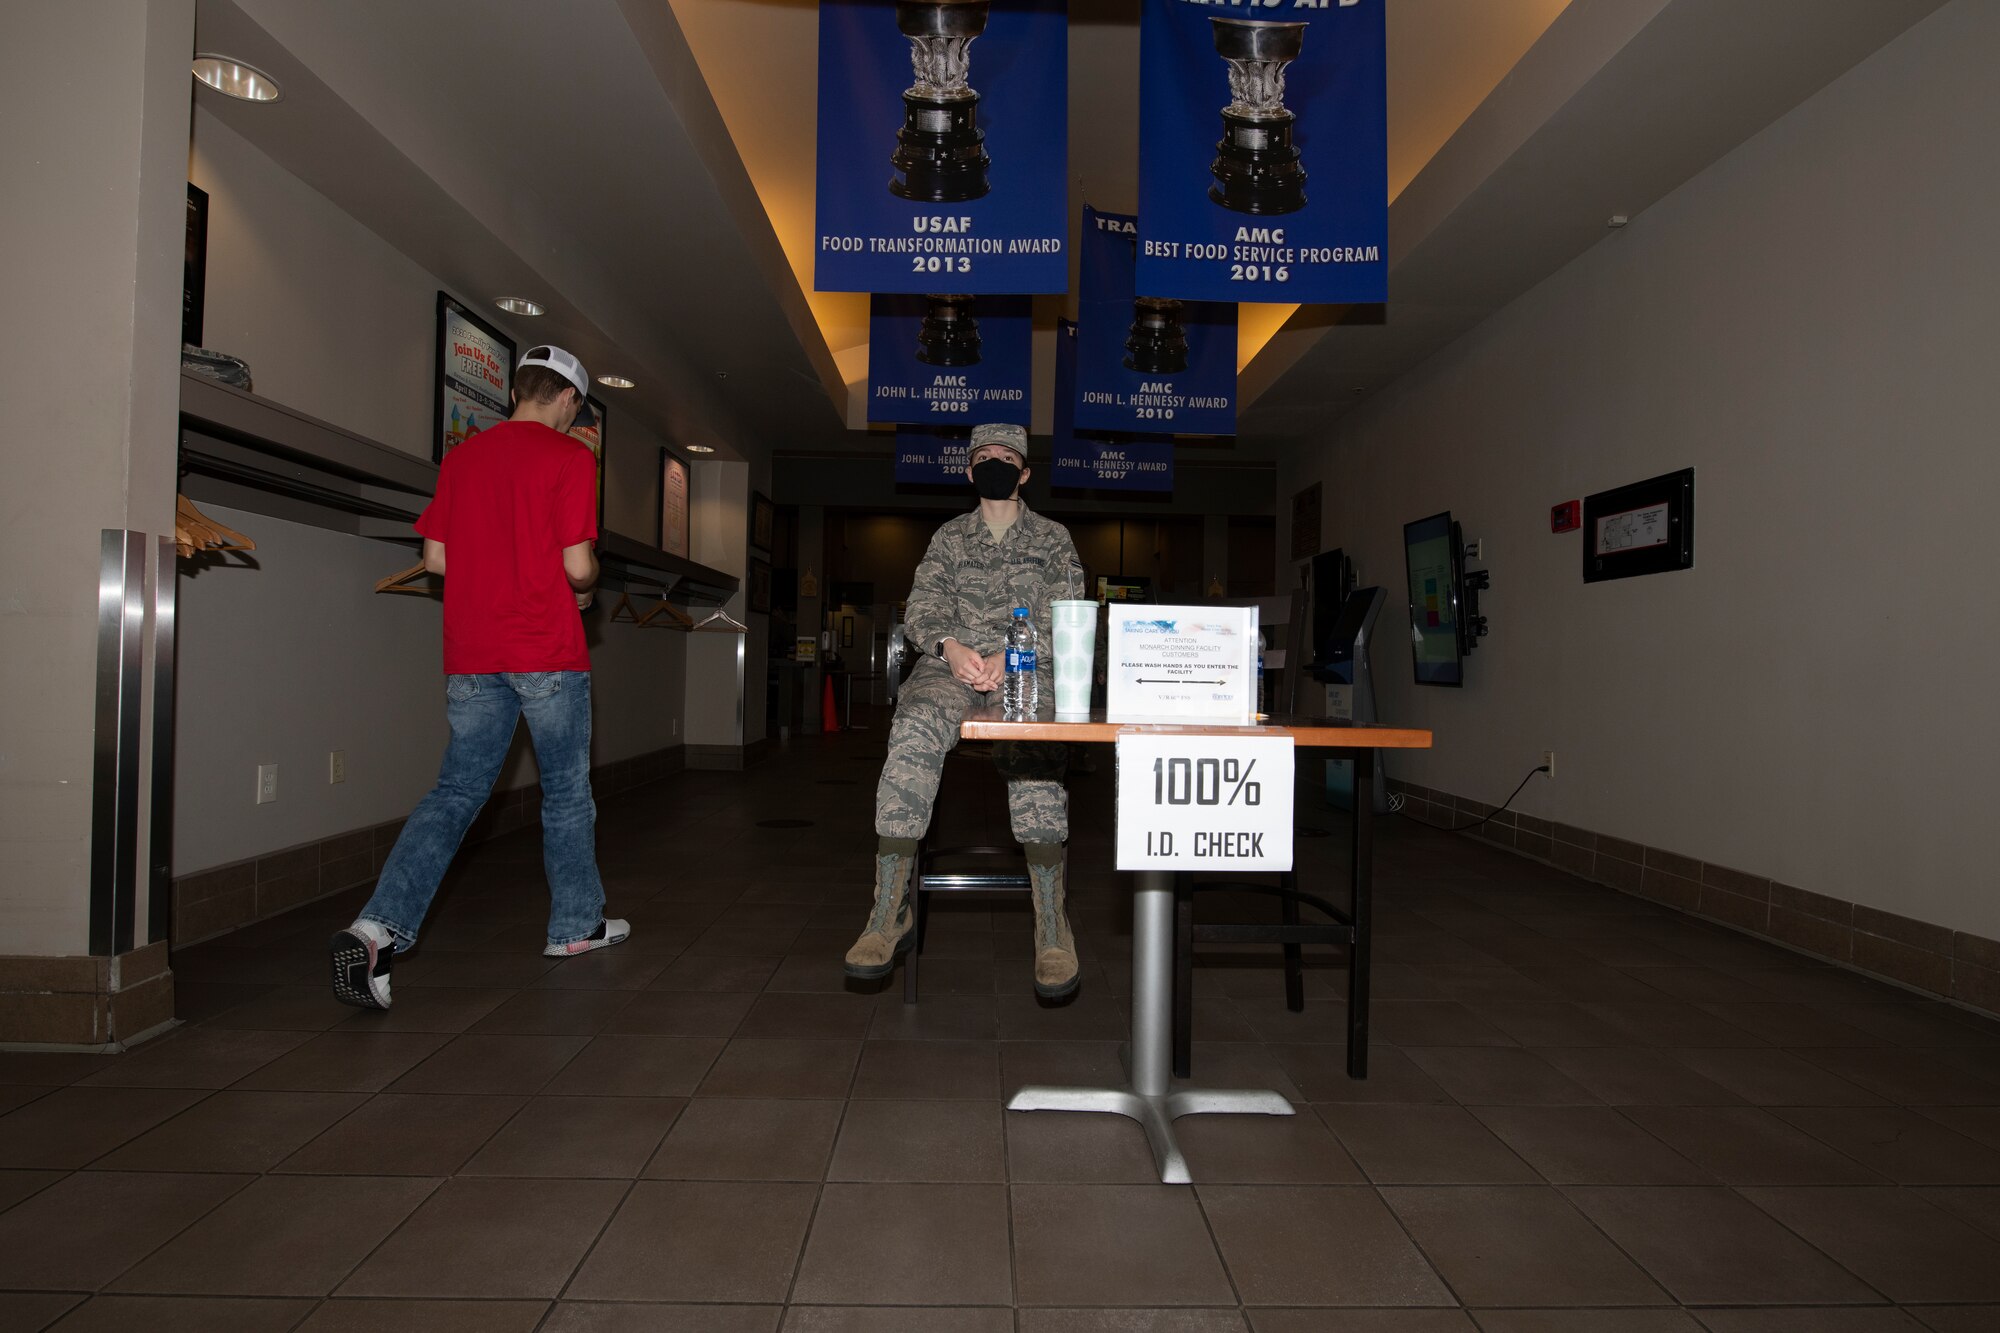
[1012,606,1028,617]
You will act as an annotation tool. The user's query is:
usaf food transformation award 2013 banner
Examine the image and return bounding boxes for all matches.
[1076,206,1237,435]
[1136,0,1387,304]
[868,294,1032,426]
[1052,320,1174,492]
[816,0,1069,294]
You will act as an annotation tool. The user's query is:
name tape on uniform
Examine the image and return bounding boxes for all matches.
[1115,733,1294,872]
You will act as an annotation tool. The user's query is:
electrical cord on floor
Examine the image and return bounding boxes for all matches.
[1401,765,1551,833]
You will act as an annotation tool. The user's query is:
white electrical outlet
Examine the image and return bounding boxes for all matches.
[1541,750,1556,779]
[256,764,279,804]
[329,751,346,784]
[1464,538,1484,560]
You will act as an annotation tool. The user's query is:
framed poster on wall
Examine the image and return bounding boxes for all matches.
[658,447,691,560]
[1582,468,1695,583]
[434,292,515,461]
[566,395,608,531]
[748,557,773,615]
[751,491,775,554]
[184,183,208,347]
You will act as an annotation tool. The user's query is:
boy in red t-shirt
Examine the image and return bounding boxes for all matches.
[331,345,630,1010]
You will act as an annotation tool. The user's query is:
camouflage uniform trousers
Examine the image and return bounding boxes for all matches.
[874,660,1067,843]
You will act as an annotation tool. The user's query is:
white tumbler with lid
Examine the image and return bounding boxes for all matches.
[1050,600,1098,718]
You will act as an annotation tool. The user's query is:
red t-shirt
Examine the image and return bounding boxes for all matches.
[415,420,598,674]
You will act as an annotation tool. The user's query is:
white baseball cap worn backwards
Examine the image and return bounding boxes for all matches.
[519,345,596,427]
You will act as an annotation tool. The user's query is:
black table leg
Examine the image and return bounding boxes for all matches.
[1346,747,1374,1078]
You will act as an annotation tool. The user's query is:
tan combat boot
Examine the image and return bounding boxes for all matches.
[843,845,917,980]
[1025,844,1079,999]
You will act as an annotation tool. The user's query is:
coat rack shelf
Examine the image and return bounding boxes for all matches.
[179,372,739,606]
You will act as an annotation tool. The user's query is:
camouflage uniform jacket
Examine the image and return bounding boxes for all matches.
[904,502,1081,670]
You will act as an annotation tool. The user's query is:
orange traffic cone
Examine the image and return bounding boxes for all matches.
[821,673,841,734]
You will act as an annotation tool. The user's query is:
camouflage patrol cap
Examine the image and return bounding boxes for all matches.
[968,422,1028,466]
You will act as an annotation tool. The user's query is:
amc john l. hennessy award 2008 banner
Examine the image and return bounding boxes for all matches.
[1076,207,1236,435]
[868,294,1032,426]
[1052,320,1174,492]
[816,0,1068,294]
[893,426,973,484]
[1136,0,1386,304]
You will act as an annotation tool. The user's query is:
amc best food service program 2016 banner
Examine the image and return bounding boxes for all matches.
[816,0,1069,295]
[1136,0,1386,304]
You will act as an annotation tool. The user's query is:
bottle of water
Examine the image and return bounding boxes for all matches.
[1004,605,1039,718]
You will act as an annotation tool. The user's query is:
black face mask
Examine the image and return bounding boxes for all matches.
[970,457,1022,500]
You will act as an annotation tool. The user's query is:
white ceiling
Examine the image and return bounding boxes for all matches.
[194,0,1947,465]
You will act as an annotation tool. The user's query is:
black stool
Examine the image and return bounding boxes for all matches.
[902,837,1038,1004]
[1172,872,1353,1077]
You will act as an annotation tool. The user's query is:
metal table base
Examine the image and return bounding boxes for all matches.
[1006,870,1296,1184]
[1006,747,1376,1184]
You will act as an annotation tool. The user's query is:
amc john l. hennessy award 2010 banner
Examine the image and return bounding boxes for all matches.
[816,0,1068,294]
[893,427,973,484]
[1136,0,1386,304]
[868,294,1032,426]
[1052,320,1174,492]
[1077,206,1236,435]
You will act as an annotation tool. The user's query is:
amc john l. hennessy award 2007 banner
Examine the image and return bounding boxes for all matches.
[1136,0,1386,304]
[1077,207,1236,435]
[893,426,973,484]
[1052,320,1174,492]
[868,294,1032,426]
[816,0,1068,294]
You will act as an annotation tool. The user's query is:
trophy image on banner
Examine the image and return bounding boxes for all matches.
[1208,17,1307,215]
[915,294,982,366]
[890,0,992,202]
[1123,297,1189,375]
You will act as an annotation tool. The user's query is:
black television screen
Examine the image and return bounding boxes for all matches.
[1403,512,1464,687]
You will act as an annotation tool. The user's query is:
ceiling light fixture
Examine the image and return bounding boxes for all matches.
[192,54,282,103]
[686,444,717,454]
[596,374,637,389]
[494,297,545,316]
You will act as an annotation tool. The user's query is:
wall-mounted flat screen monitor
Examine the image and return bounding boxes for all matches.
[1403,512,1464,687]
[1098,574,1153,603]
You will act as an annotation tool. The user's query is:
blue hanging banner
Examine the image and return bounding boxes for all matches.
[1135,0,1387,304]
[868,294,1032,426]
[1052,320,1176,492]
[893,426,973,484]
[1076,206,1237,435]
[815,0,1069,295]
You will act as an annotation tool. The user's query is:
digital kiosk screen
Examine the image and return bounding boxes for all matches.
[1403,512,1463,687]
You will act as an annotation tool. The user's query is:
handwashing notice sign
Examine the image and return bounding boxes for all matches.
[1106,603,1259,721]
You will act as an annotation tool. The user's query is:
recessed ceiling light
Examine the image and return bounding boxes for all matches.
[192,54,282,103]
[686,444,717,454]
[596,374,636,389]
[494,297,545,316]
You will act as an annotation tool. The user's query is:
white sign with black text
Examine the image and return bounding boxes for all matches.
[1106,603,1259,721]
[1115,733,1294,872]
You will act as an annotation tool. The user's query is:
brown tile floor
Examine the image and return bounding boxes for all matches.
[6,730,2000,1331]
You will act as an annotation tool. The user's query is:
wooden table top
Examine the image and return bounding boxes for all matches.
[960,706,1433,749]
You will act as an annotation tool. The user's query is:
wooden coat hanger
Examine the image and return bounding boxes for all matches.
[174,495,256,559]
[373,561,439,598]
[639,598,694,630]
[610,591,645,624]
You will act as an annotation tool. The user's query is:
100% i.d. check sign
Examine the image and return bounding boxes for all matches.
[1115,733,1295,872]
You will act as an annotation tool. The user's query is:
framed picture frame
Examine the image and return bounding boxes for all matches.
[748,557,772,614]
[841,615,855,648]
[183,183,208,348]
[434,292,516,462]
[1582,468,1695,583]
[658,447,691,560]
[750,490,776,554]
[566,395,608,532]
[1290,482,1322,561]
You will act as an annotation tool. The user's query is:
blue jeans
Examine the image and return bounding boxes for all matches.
[360,671,606,951]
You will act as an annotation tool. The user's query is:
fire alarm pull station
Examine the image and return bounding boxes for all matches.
[1551,500,1581,533]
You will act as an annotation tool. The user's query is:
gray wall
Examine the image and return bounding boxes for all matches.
[1277,1,1998,938]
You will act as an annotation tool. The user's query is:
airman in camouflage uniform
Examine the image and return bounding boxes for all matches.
[845,424,1085,998]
